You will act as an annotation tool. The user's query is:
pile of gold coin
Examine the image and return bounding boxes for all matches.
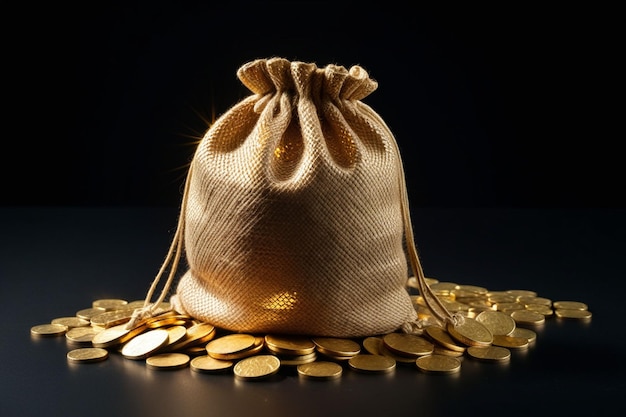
[30,278,591,380]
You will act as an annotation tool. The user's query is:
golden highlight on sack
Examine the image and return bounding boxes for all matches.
[129,57,455,338]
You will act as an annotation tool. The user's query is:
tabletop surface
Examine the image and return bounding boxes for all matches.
[1,206,624,417]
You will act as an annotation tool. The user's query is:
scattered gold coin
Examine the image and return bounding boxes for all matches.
[92,298,128,311]
[553,301,588,310]
[146,353,190,370]
[312,337,361,358]
[51,317,91,328]
[30,323,68,337]
[467,346,511,362]
[67,347,109,363]
[382,333,434,358]
[510,310,546,327]
[264,334,316,355]
[121,329,169,360]
[555,309,592,320]
[447,318,493,347]
[206,333,256,360]
[348,354,396,374]
[66,326,101,345]
[491,334,529,350]
[233,355,281,380]
[297,361,343,380]
[190,355,234,373]
[415,354,461,374]
[474,310,516,336]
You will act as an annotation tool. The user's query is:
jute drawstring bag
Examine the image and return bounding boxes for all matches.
[127,57,458,337]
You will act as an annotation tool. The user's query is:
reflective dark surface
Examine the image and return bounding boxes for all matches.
[2,207,624,417]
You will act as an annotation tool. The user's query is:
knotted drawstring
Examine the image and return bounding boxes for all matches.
[359,104,464,331]
[125,162,194,330]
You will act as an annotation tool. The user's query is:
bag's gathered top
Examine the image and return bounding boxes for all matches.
[127,57,460,337]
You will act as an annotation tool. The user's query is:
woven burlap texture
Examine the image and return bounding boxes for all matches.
[170,57,418,337]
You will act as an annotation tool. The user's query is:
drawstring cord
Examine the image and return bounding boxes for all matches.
[358,103,463,330]
[125,162,194,329]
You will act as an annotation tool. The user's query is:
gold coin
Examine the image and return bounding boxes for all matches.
[206,333,256,359]
[433,346,465,357]
[65,326,101,345]
[90,307,136,328]
[495,302,525,312]
[264,334,315,355]
[121,329,169,360]
[456,285,489,295]
[297,361,343,380]
[553,301,588,310]
[161,325,188,349]
[509,327,537,343]
[277,352,318,366]
[91,322,147,348]
[67,347,109,363]
[51,316,90,328]
[76,307,106,320]
[423,326,466,352]
[382,333,434,358]
[415,354,461,374]
[555,309,592,320]
[233,354,281,380]
[518,295,552,306]
[510,310,546,326]
[362,337,384,355]
[190,355,234,373]
[491,334,529,350]
[312,337,361,357]
[505,289,537,298]
[467,346,511,362]
[475,310,516,336]
[30,323,68,336]
[447,318,493,347]
[92,298,128,311]
[525,304,554,316]
[146,353,190,370]
[348,354,396,374]
[168,323,216,351]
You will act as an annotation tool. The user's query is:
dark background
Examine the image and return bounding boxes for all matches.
[4,2,620,208]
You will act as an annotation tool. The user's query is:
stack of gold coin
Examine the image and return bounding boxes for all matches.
[264,334,317,365]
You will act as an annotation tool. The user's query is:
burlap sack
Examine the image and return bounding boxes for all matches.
[130,57,454,337]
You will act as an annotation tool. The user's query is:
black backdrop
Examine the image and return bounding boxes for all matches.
[5,2,620,208]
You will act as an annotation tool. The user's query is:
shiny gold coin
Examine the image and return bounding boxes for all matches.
[491,334,529,350]
[233,354,281,380]
[525,304,554,316]
[509,327,537,343]
[92,298,128,311]
[65,326,101,345]
[162,325,188,349]
[30,323,68,337]
[121,329,169,360]
[423,326,466,352]
[264,334,316,355]
[146,315,192,329]
[415,354,461,374]
[312,337,361,357]
[91,322,147,348]
[168,322,216,351]
[67,347,109,363]
[146,353,190,370]
[553,301,588,310]
[555,309,592,320]
[447,318,493,347]
[456,284,489,295]
[518,295,552,306]
[510,310,546,326]
[277,352,318,366]
[475,310,516,336]
[467,346,511,362]
[51,316,90,328]
[206,333,256,359]
[76,307,106,320]
[190,355,234,373]
[429,282,460,292]
[90,307,136,328]
[362,337,384,355]
[505,289,537,298]
[495,302,525,312]
[297,361,343,380]
[348,354,396,374]
[433,346,465,357]
[382,333,434,358]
